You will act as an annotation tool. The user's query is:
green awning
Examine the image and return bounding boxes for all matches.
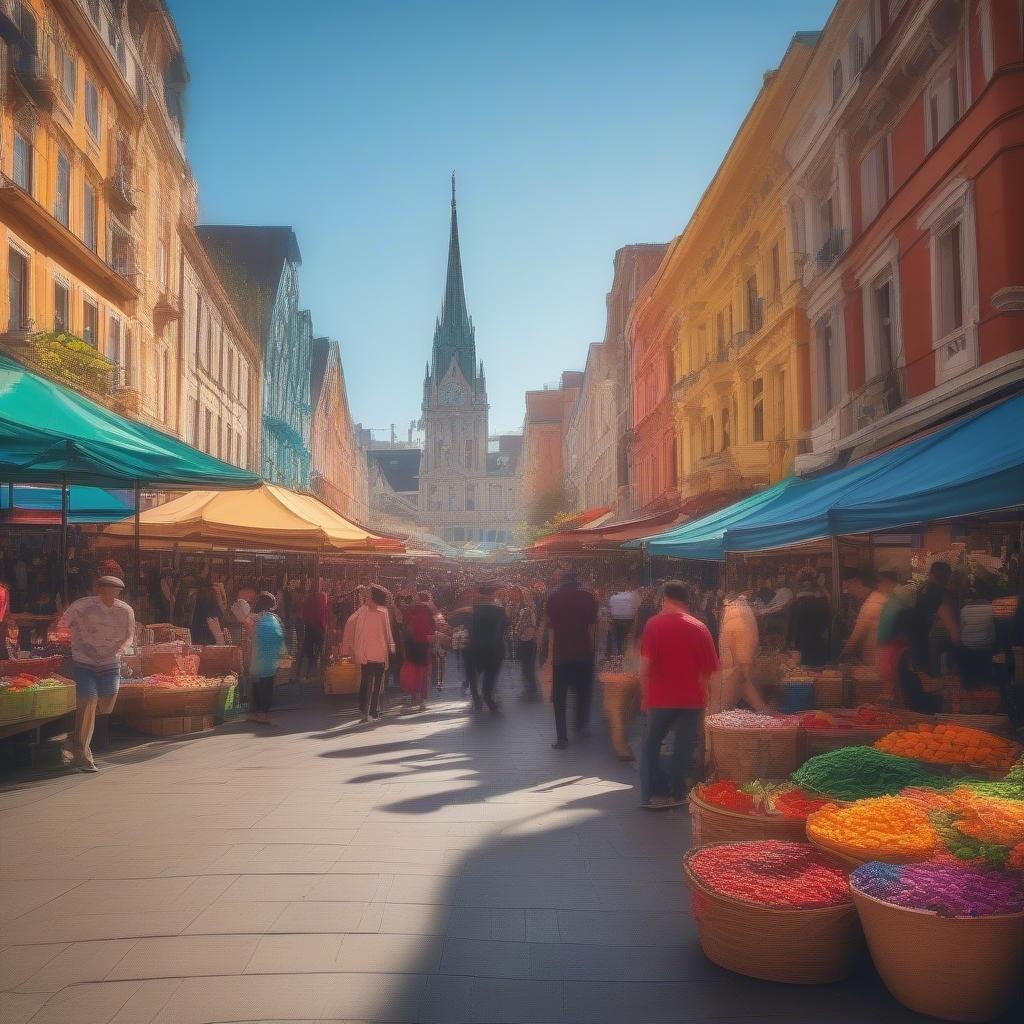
[0,355,261,489]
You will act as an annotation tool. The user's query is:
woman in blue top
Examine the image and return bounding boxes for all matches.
[249,591,286,725]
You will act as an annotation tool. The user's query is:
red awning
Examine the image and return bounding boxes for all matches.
[525,492,750,557]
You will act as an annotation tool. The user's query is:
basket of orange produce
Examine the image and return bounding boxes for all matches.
[874,723,1021,777]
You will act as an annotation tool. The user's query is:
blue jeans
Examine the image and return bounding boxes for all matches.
[640,707,702,803]
[72,663,120,702]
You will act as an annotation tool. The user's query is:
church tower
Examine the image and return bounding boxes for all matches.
[419,177,491,541]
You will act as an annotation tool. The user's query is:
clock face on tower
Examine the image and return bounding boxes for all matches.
[438,381,465,406]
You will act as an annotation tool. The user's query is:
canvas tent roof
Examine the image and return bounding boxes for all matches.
[104,482,404,553]
[635,394,1024,559]
[0,356,260,489]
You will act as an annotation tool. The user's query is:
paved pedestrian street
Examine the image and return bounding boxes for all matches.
[0,672,953,1023]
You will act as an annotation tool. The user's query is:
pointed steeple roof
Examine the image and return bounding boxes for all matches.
[431,173,477,383]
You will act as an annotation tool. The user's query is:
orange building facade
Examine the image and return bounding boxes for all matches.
[521,371,582,521]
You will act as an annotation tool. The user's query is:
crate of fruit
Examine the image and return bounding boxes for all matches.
[32,680,76,718]
[0,685,37,725]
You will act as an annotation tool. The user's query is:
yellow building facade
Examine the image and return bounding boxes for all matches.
[649,35,817,505]
[1,0,150,410]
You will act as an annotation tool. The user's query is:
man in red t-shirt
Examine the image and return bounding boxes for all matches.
[638,580,719,809]
[541,571,598,749]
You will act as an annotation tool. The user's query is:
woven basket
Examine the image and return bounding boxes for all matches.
[198,646,242,676]
[32,684,75,718]
[115,682,223,718]
[945,683,1003,715]
[851,672,885,705]
[324,660,359,695]
[689,791,807,847]
[852,888,1024,1022]
[682,848,864,984]
[801,727,882,763]
[0,688,37,725]
[813,672,844,709]
[934,713,1014,738]
[807,833,932,869]
[708,724,801,783]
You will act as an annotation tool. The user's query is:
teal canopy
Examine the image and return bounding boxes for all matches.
[0,355,261,489]
[634,394,1024,560]
[0,484,132,524]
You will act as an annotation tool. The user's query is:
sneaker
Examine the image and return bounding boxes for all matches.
[551,740,568,750]
[642,796,682,810]
[359,714,370,723]
[417,702,427,712]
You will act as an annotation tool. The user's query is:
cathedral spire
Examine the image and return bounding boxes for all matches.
[431,173,476,383]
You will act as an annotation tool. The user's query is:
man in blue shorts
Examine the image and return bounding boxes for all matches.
[59,575,135,772]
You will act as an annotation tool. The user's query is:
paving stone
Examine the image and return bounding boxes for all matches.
[0,679,941,1023]
[105,935,260,981]
[0,944,66,991]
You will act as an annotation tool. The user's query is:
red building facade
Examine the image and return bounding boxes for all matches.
[790,0,1024,471]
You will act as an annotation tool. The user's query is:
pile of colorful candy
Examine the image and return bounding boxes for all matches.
[949,791,1024,847]
[687,841,851,909]
[807,796,937,861]
[706,710,795,730]
[851,860,1024,917]
[875,723,1019,771]
[851,705,904,729]
[696,781,832,820]
[962,756,1024,801]
[774,788,833,820]
[799,711,847,730]
[699,781,756,813]
[792,746,952,800]
[0,674,70,692]
[120,674,223,690]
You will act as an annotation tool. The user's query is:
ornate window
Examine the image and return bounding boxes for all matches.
[439,380,465,405]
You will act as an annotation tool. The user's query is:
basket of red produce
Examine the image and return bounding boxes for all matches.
[682,841,864,984]
[689,781,833,846]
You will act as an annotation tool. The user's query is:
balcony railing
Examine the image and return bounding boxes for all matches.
[816,228,846,271]
[106,164,135,212]
[22,330,118,398]
[671,370,698,399]
[749,297,764,334]
[840,366,907,437]
[15,51,56,109]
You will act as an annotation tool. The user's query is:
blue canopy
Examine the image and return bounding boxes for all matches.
[635,394,1024,560]
[0,484,133,524]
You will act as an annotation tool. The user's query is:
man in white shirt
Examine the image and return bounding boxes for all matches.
[607,585,641,655]
[59,575,135,773]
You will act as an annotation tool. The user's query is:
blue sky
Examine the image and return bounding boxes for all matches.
[171,0,834,436]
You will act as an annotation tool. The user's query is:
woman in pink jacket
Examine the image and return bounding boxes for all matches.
[342,585,395,722]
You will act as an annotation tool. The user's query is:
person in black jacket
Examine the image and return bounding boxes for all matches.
[787,572,831,667]
[467,584,507,713]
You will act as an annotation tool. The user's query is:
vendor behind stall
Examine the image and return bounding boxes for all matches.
[840,570,895,668]
[788,571,832,667]
[59,575,135,773]
[192,583,226,646]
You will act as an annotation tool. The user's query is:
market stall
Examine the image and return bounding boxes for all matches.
[683,724,1024,1020]
[100,483,410,719]
[628,396,1024,721]
[0,355,261,754]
